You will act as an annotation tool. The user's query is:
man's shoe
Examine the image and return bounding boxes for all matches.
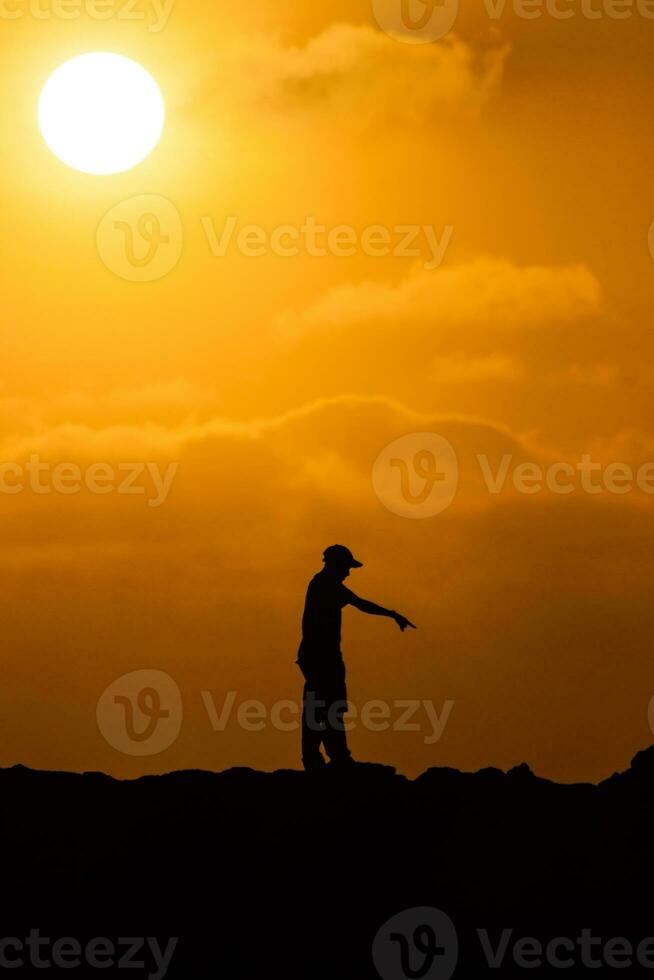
[327,756,357,768]
[302,755,327,772]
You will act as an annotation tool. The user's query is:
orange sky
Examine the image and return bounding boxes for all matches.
[1,0,654,781]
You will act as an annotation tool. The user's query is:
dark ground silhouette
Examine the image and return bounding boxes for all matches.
[4,748,654,977]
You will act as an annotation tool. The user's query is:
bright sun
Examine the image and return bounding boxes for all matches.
[38,53,165,176]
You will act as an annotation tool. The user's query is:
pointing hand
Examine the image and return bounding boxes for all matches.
[394,613,416,632]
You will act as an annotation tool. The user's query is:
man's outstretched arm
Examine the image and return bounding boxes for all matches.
[347,593,416,632]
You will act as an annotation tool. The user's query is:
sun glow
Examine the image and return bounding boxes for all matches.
[38,53,165,176]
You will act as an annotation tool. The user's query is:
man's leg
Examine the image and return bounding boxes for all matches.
[322,698,352,764]
[301,682,327,770]
[322,660,352,764]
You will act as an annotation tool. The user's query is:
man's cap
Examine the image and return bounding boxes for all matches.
[322,544,363,569]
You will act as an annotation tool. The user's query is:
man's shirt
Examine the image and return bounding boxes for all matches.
[297,571,357,667]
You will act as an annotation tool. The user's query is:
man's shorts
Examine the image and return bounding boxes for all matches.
[297,654,348,705]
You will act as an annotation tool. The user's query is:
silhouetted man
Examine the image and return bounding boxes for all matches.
[296,545,416,770]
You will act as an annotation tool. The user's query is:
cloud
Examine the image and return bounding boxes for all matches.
[57,380,219,416]
[273,259,602,338]
[431,353,524,383]
[585,428,654,466]
[204,24,509,122]
[0,391,515,460]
